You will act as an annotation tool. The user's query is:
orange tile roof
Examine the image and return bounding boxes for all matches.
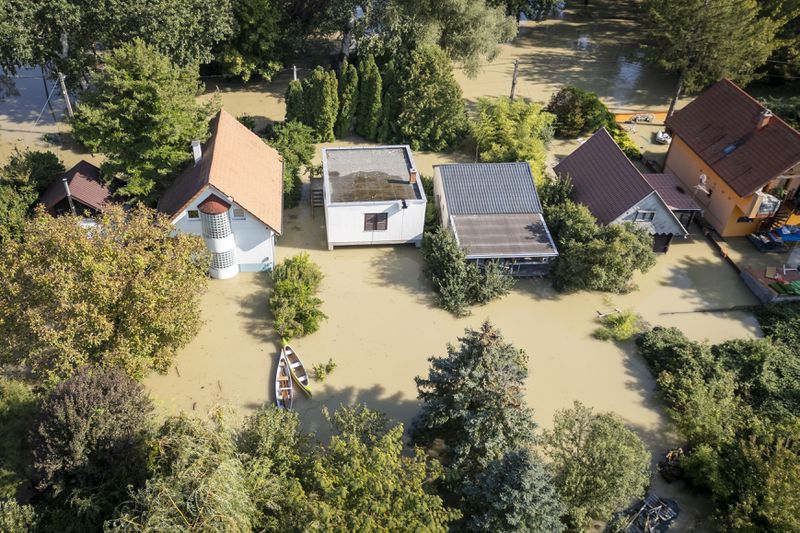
[158,109,283,233]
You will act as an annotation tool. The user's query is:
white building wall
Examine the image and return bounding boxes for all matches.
[612,192,687,236]
[325,200,426,249]
[173,185,276,274]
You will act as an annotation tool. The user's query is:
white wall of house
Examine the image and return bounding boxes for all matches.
[432,169,450,229]
[612,191,687,236]
[173,185,276,275]
[324,200,426,249]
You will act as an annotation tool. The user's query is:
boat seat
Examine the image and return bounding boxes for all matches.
[278,376,289,381]
[279,386,293,391]
[291,362,302,368]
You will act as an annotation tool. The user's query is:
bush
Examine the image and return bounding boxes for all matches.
[237,114,258,132]
[546,85,615,138]
[270,253,327,342]
[421,228,514,316]
[755,302,800,352]
[593,309,644,341]
[0,378,38,498]
[610,126,642,160]
[311,359,337,382]
[266,120,315,208]
[420,175,438,233]
[30,367,153,532]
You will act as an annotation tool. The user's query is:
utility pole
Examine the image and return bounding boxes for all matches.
[510,59,519,100]
[58,72,73,118]
[293,65,297,81]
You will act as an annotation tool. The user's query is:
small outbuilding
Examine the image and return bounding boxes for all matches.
[39,160,113,217]
[321,145,426,250]
[433,162,559,277]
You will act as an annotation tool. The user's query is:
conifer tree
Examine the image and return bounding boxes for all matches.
[301,67,338,142]
[377,59,401,143]
[356,54,382,140]
[335,59,359,138]
[284,79,306,123]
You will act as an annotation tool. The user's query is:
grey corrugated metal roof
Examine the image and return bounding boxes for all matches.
[452,213,558,258]
[436,162,542,215]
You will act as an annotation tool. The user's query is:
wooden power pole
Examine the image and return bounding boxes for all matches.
[510,59,519,100]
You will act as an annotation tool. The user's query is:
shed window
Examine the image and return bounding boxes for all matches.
[187,209,200,220]
[636,210,655,222]
[364,212,388,231]
[231,208,246,220]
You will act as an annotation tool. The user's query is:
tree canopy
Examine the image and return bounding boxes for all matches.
[216,0,282,81]
[266,120,316,208]
[0,205,209,385]
[71,39,216,201]
[269,252,327,342]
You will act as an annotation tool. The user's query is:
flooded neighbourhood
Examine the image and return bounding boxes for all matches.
[1,1,787,530]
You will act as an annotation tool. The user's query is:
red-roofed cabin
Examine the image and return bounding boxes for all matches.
[665,79,800,237]
[39,160,113,217]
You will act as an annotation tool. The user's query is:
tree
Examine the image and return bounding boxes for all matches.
[413,322,537,493]
[267,120,315,208]
[30,367,153,532]
[0,378,38,498]
[301,66,339,142]
[335,58,359,138]
[756,301,800,352]
[396,46,467,151]
[108,414,260,532]
[377,59,401,143]
[217,0,282,82]
[421,227,514,315]
[0,500,38,533]
[269,252,327,342]
[546,85,614,138]
[0,205,209,385]
[356,54,382,140]
[71,39,216,202]
[284,79,306,123]
[490,0,560,21]
[645,0,779,116]
[543,401,651,530]
[464,448,564,533]
[764,96,800,130]
[472,96,555,183]
[760,0,800,80]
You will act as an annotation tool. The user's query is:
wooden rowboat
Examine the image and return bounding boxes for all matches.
[275,351,294,409]
[283,344,312,398]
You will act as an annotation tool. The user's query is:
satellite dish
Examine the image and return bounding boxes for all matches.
[694,173,710,195]
[699,173,707,185]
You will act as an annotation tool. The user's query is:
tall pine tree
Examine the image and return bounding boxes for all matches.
[285,79,305,123]
[377,59,401,143]
[302,67,338,142]
[335,59,359,138]
[356,54,382,141]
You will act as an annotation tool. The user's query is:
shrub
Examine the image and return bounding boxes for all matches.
[0,378,38,498]
[237,114,258,132]
[546,85,614,138]
[421,228,514,316]
[0,500,38,533]
[270,253,327,342]
[420,175,438,232]
[610,126,642,159]
[30,367,153,531]
[311,359,337,382]
[755,302,800,352]
[593,309,644,341]
[267,120,315,208]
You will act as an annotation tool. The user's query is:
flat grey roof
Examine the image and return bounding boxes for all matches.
[324,146,420,203]
[452,213,558,258]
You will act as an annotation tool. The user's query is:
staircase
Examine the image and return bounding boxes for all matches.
[759,201,793,233]
[310,177,324,207]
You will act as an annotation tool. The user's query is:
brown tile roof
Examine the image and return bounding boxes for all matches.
[198,194,231,215]
[642,173,702,211]
[666,79,800,197]
[157,109,283,233]
[553,128,653,224]
[39,160,112,213]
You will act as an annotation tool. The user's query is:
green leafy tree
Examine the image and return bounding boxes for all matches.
[756,300,800,351]
[464,448,565,532]
[31,368,153,532]
[760,0,800,80]
[0,378,38,498]
[473,96,555,183]
[302,66,339,142]
[71,39,216,201]
[645,0,779,116]
[490,0,560,20]
[543,401,651,530]
[217,0,282,82]
[269,252,327,342]
[285,79,306,123]
[413,322,537,495]
[356,54,382,140]
[421,227,514,316]
[610,126,642,160]
[0,500,38,533]
[267,120,315,208]
[335,58,359,137]
[0,205,209,385]
[396,46,467,151]
[546,85,614,138]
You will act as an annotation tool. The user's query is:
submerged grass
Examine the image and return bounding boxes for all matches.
[593,309,645,342]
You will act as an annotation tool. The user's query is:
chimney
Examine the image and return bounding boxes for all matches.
[191,140,202,165]
[757,109,773,131]
[409,168,418,184]
[62,177,76,215]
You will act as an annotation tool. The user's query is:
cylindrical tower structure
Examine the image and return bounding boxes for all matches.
[198,195,238,279]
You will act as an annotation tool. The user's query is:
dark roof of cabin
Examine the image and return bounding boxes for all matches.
[553,128,653,224]
[666,79,800,197]
[39,160,112,212]
[436,162,542,215]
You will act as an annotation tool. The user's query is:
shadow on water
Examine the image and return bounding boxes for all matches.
[236,271,282,345]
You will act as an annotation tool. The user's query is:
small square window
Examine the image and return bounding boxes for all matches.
[636,211,655,222]
[231,208,246,220]
[364,212,388,231]
[187,209,200,220]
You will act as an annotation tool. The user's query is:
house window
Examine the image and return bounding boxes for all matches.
[231,208,246,220]
[636,210,655,222]
[737,216,753,223]
[364,212,388,231]
[187,209,200,220]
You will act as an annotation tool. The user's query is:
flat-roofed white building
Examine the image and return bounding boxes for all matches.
[322,145,426,250]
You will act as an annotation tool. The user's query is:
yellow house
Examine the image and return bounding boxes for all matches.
[664,79,800,237]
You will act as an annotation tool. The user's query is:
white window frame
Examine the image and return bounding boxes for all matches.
[187,209,200,220]
[231,208,246,220]
[635,210,655,222]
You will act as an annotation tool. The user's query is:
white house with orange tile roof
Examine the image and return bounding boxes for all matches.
[158,109,283,279]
